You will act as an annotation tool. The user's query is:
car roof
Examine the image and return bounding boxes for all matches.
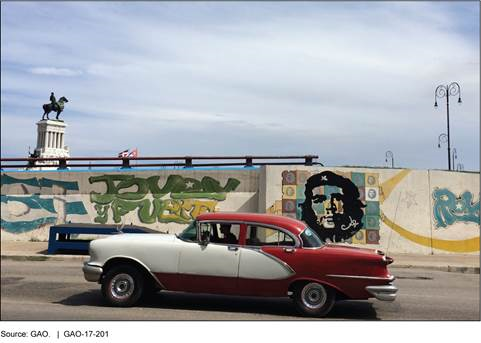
[196,212,307,236]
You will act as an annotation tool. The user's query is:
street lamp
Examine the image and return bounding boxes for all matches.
[452,148,458,167]
[437,133,448,148]
[385,150,394,168]
[434,82,462,171]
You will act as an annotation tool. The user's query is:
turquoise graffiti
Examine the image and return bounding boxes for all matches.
[1,174,80,190]
[1,174,88,233]
[433,188,480,228]
[89,174,241,224]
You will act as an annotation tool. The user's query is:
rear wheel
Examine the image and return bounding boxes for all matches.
[293,282,335,317]
[101,265,144,307]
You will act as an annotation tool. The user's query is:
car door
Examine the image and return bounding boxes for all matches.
[237,224,298,297]
[176,221,242,294]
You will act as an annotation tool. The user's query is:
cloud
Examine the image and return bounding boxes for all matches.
[29,67,83,77]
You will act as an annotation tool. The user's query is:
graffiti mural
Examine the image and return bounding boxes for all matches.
[89,174,240,224]
[433,188,480,228]
[273,170,381,243]
[1,174,88,233]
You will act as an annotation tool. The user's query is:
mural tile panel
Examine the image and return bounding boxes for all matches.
[365,187,379,202]
[366,229,380,244]
[296,185,306,200]
[282,171,297,185]
[282,199,297,213]
[365,202,380,216]
[351,172,365,187]
[352,230,366,244]
[365,173,379,187]
[296,171,310,185]
[364,215,380,229]
[282,185,297,199]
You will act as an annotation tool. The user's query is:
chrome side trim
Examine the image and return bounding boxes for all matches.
[366,284,398,301]
[83,262,103,282]
[326,274,396,281]
[256,249,296,277]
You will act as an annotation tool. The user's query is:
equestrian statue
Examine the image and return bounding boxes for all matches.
[42,92,69,120]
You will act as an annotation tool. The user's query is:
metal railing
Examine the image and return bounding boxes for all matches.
[0,155,321,170]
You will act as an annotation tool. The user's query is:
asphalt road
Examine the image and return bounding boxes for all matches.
[1,259,479,320]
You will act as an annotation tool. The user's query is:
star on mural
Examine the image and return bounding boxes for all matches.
[185,181,194,189]
[403,191,418,208]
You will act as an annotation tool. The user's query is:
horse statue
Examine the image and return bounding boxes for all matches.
[42,96,69,120]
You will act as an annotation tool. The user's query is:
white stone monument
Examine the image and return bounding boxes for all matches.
[31,119,70,169]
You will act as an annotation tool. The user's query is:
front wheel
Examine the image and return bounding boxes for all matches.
[101,265,144,307]
[293,282,335,317]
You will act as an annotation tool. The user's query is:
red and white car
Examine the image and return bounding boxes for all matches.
[83,213,397,317]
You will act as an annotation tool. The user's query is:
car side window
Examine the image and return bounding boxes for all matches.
[246,225,295,247]
[206,223,240,245]
[178,221,198,242]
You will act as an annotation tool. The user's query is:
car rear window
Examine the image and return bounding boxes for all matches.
[300,227,323,248]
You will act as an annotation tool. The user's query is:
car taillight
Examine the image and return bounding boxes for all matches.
[382,255,394,265]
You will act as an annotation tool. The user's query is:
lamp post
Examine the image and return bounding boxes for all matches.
[385,150,394,168]
[434,82,462,171]
[452,148,458,167]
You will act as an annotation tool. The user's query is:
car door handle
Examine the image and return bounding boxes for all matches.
[228,246,239,251]
[284,248,295,253]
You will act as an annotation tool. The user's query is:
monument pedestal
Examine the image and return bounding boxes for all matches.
[30,120,70,170]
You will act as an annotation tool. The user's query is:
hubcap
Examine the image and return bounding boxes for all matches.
[110,273,135,300]
[301,283,327,309]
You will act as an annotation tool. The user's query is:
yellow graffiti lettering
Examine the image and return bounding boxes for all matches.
[183,199,217,218]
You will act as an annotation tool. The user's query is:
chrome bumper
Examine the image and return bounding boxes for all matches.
[366,284,398,301]
[83,262,103,282]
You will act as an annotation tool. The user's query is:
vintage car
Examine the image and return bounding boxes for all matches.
[83,212,397,317]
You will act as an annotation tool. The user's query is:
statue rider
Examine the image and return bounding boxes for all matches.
[50,92,58,112]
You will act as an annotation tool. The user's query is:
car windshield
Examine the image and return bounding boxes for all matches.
[300,227,323,248]
[177,220,197,242]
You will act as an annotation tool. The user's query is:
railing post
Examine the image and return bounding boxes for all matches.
[184,157,193,168]
[27,158,36,169]
[121,158,130,169]
[57,158,68,170]
[245,156,253,167]
[305,156,313,166]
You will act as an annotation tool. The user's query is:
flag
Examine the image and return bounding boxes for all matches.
[128,148,138,158]
[118,149,129,158]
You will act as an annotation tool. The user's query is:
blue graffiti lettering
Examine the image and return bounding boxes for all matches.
[433,188,480,228]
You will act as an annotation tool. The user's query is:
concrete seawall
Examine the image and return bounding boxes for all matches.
[1,166,479,255]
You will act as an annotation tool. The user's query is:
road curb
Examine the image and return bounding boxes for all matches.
[1,254,88,262]
[391,264,480,274]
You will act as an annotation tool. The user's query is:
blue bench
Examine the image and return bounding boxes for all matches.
[47,223,156,254]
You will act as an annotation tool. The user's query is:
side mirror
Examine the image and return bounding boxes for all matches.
[200,230,210,246]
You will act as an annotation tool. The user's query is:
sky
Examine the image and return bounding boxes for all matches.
[1,1,479,171]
